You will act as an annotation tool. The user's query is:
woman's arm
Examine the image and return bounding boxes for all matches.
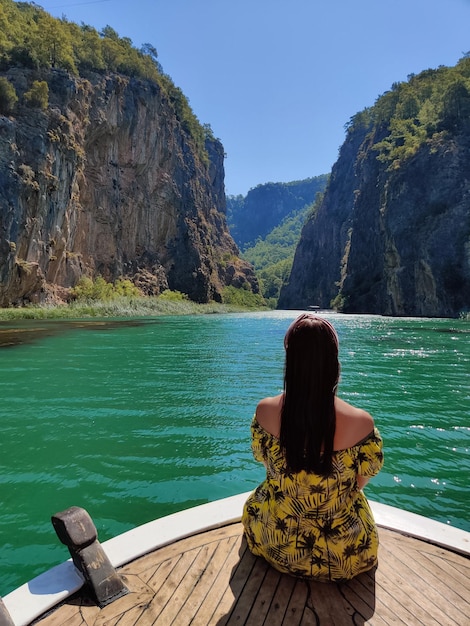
[357,475,370,490]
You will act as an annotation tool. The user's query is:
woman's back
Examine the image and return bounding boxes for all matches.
[255,394,374,451]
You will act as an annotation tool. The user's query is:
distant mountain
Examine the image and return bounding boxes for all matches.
[226,177,328,305]
[227,176,328,250]
[279,58,470,317]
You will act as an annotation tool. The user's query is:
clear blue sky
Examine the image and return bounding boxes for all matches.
[38,0,470,196]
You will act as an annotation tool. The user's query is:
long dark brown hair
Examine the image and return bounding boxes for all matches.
[279,314,340,475]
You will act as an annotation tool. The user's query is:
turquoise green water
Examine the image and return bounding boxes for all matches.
[0,312,469,595]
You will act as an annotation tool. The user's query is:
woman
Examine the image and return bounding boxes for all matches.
[242,314,384,582]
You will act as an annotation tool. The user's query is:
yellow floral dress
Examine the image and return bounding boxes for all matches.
[242,418,384,582]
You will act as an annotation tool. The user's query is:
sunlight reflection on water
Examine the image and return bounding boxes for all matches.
[0,311,469,594]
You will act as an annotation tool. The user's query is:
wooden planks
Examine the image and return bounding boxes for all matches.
[374,528,470,626]
[33,523,470,626]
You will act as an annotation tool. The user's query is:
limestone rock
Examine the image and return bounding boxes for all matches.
[279,119,470,317]
[0,68,258,306]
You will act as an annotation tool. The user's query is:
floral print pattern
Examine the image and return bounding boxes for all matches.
[242,418,384,581]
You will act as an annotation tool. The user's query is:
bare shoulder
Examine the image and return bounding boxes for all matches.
[334,397,375,450]
[255,393,283,438]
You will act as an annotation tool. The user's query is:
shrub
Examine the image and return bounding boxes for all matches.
[24,80,49,109]
[113,278,141,297]
[0,77,18,114]
[330,292,347,312]
[71,275,140,301]
[158,289,189,301]
[221,286,266,308]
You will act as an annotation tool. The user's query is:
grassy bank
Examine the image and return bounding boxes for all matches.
[0,296,266,321]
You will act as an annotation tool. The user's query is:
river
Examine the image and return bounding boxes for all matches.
[0,311,468,595]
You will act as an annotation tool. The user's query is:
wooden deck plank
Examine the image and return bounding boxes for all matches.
[292,581,315,626]
[191,535,246,625]
[243,567,282,626]
[345,576,403,626]
[138,549,205,624]
[376,541,450,625]
[307,583,352,625]
[92,593,151,626]
[127,525,238,579]
[134,527,245,625]
[378,529,469,625]
[156,539,221,624]
[209,536,258,624]
[94,598,147,626]
[32,522,470,626]
[399,553,470,624]
[30,595,99,626]
[339,571,380,622]
[224,557,271,624]
[414,546,470,602]
[262,574,297,626]
[373,582,433,626]
[36,610,83,626]
[144,553,185,595]
[446,556,470,577]
[119,573,156,598]
[325,573,381,625]
[80,602,101,626]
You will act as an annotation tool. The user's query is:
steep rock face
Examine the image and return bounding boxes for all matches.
[0,68,257,306]
[278,132,363,310]
[279,124,470,317]
[227,176,328,249]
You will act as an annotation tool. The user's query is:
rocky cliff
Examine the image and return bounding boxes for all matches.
[227,176,328,249]
[0,68,257,306]
[279,65,470,318]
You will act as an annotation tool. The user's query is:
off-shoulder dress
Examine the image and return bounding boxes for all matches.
[242,418,384,581]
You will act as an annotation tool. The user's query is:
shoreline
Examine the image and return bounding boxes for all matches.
[0,298,269,347]
[1,300,467,323]
[0,297,269,322]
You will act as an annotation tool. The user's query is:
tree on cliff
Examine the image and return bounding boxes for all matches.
[0,0,207,160]
[24,80,48,109]
[0,75,17,113]
[440,79,470,132]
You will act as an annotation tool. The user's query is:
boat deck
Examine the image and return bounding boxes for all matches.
[32,521,470,626]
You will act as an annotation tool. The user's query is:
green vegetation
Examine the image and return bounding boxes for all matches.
[226,177,328,307]
[221,285,267,308]
[227,176,328,249]
[346,55,470,170]
[0,297,252,321]
[24,79,48,108]
[0,275,266,320]
[0,0,209,160]
[70,276,267,310]
[241,193,323,305]
[157,289,189,302]
[0,75,17,113]
[71,275,141,301]
[330,292,347,312]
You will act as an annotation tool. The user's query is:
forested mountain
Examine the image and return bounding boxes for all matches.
[227,177,327,304]
[0,0,258,306]
[279,58,470,317]
[243,207,314,305]
[227,176,328,249]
